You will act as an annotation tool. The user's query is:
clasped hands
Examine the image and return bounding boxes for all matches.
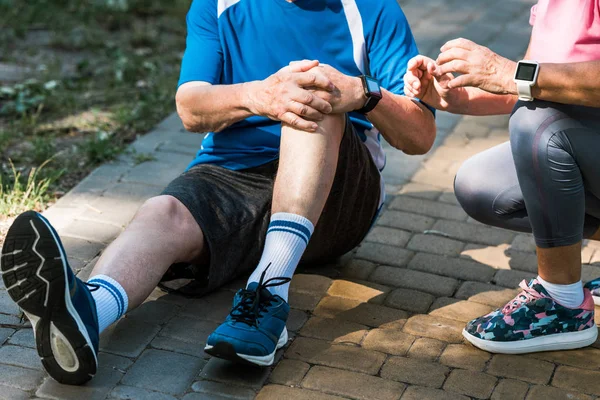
[246,60,364,132]
[404,38,517,110]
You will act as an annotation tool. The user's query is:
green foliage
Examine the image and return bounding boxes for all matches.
[79,131,124,165]
[0,80,60,117]
[132,152,156,165]
[0,159,61,217]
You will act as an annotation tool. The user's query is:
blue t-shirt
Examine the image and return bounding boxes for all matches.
[179,0,428,171]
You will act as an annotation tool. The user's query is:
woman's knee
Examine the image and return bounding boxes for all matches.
[454,156,493,222]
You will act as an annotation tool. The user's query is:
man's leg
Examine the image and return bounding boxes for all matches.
[205,113,346,365]
[0,195,205,384]
[86,195,204,332]
[245,113,345,299]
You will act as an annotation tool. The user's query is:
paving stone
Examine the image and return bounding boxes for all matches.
[159,316,219,345]
[455,281,519,307]
[327,279,390,304]
[60,219,122,244]
[487,354,554,384]
[288,291,323,311]
[402,315,464,343]
[100,316,161,358]
[256,385,346,400]
[390,196,468,221]
[510,234,536,253]
[200,357,270,389]
[0,363,44,391]
[0,345,42,369]
[407,234,465,256]
[339,259,377,281]
[98,352,134,371]
[122,349,204,395]
[0,328,14,346]
[0,385,29,400]
[526,385,592,400]
[431,220,515,246]
[269,359,310,386]
[401,386,469,400]
[460,243,513,270]
[313,296,408,327]
[438,191,460,205]
[409,252,496,282]
[355,243,414,267]
[288,309,309,332]
[0,314,24,326]
[109,386,178,400]
[75,256,99,281]
[380,356,450,388]
[398,182,442,199]
[530,348,600,370]
[365,226,412,247]
[362,329,415,356]
[0,290,20,315]
[384,288,435,313]
[582,264,600,282]
[286,337,386,375]
[302,366,406,400]
[443,369,497,399]
[439,344,491,371]
[377,210,436,232]
[429,300,494,323]
[552,365,600,395]
[411,169,455,190]
[36,366,123,400]
[126,300,180,325]
[407,338,445,362]
[290,274,333,296]
[299,317,368,344]
[150,336,207,358]
[191,381,255,399]
[491,378,529,400]
[79,196,144,227]
[493,269,535,288]
[102,182,163,202]
[122,161,185,187]
[59,236,104,261]
[370,266,458,297]
[180,290,235,322]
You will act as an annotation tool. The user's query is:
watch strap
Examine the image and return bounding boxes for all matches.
[356,75,382,114]
[516,81,534,102]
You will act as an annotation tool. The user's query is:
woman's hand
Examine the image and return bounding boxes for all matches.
[436,38,517,95]
[404,55,465,111]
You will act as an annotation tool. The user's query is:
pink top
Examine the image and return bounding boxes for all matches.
[529,0,600,63]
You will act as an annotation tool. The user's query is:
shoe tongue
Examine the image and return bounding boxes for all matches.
[528,278,550,297]
[246,282,273,300]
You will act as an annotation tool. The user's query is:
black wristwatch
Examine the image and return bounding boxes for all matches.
[355,75,382,114]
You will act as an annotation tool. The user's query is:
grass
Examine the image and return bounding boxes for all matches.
[0,0,189,219]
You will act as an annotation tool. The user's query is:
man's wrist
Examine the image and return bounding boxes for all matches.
[503,60,518,95]
[241,81,261,115]
[352,76,367,110]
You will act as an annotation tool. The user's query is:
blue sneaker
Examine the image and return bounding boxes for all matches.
[1,211,100,385]
[584,278,600,306]
[205,269,290,366]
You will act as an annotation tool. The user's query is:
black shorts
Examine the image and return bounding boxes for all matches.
[159,115,382,297]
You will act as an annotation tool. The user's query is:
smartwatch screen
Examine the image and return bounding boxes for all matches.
[365,77,381,95]
[515,63,537,81]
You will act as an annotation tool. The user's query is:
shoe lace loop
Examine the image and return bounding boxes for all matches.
[229,263,291,327]
[502,280,542,314]
[85,282,100,292]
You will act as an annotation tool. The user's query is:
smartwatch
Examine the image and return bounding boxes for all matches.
[356,75,382,114]
[513,60,540,102]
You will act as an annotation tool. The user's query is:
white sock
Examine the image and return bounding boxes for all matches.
[247,212,314,301]
[87,275,129,333]
[537,276,584,308]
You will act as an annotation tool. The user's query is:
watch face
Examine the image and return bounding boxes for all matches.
[365,77,381,95]
[515,62,537,81]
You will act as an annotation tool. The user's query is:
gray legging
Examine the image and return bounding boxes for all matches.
[454,100,600,248]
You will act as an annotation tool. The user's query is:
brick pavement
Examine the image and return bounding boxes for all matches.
[4,0,600,399]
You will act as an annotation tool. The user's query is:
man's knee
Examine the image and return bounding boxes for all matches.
[135,195,198,235]
[282,112,346,142]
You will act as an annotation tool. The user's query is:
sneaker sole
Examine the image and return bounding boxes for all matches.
[204,327,288,366]
[462,325,598,354]
[1,211,97,385]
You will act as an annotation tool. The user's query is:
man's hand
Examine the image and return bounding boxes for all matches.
[404,55,462,111]
[436,38,516,94]
[245,64,334,132]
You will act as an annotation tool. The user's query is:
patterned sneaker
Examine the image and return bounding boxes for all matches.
[1,211,100,385]
[584,278,600,306]
[204,267,290,366]
[463,279,597,354]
